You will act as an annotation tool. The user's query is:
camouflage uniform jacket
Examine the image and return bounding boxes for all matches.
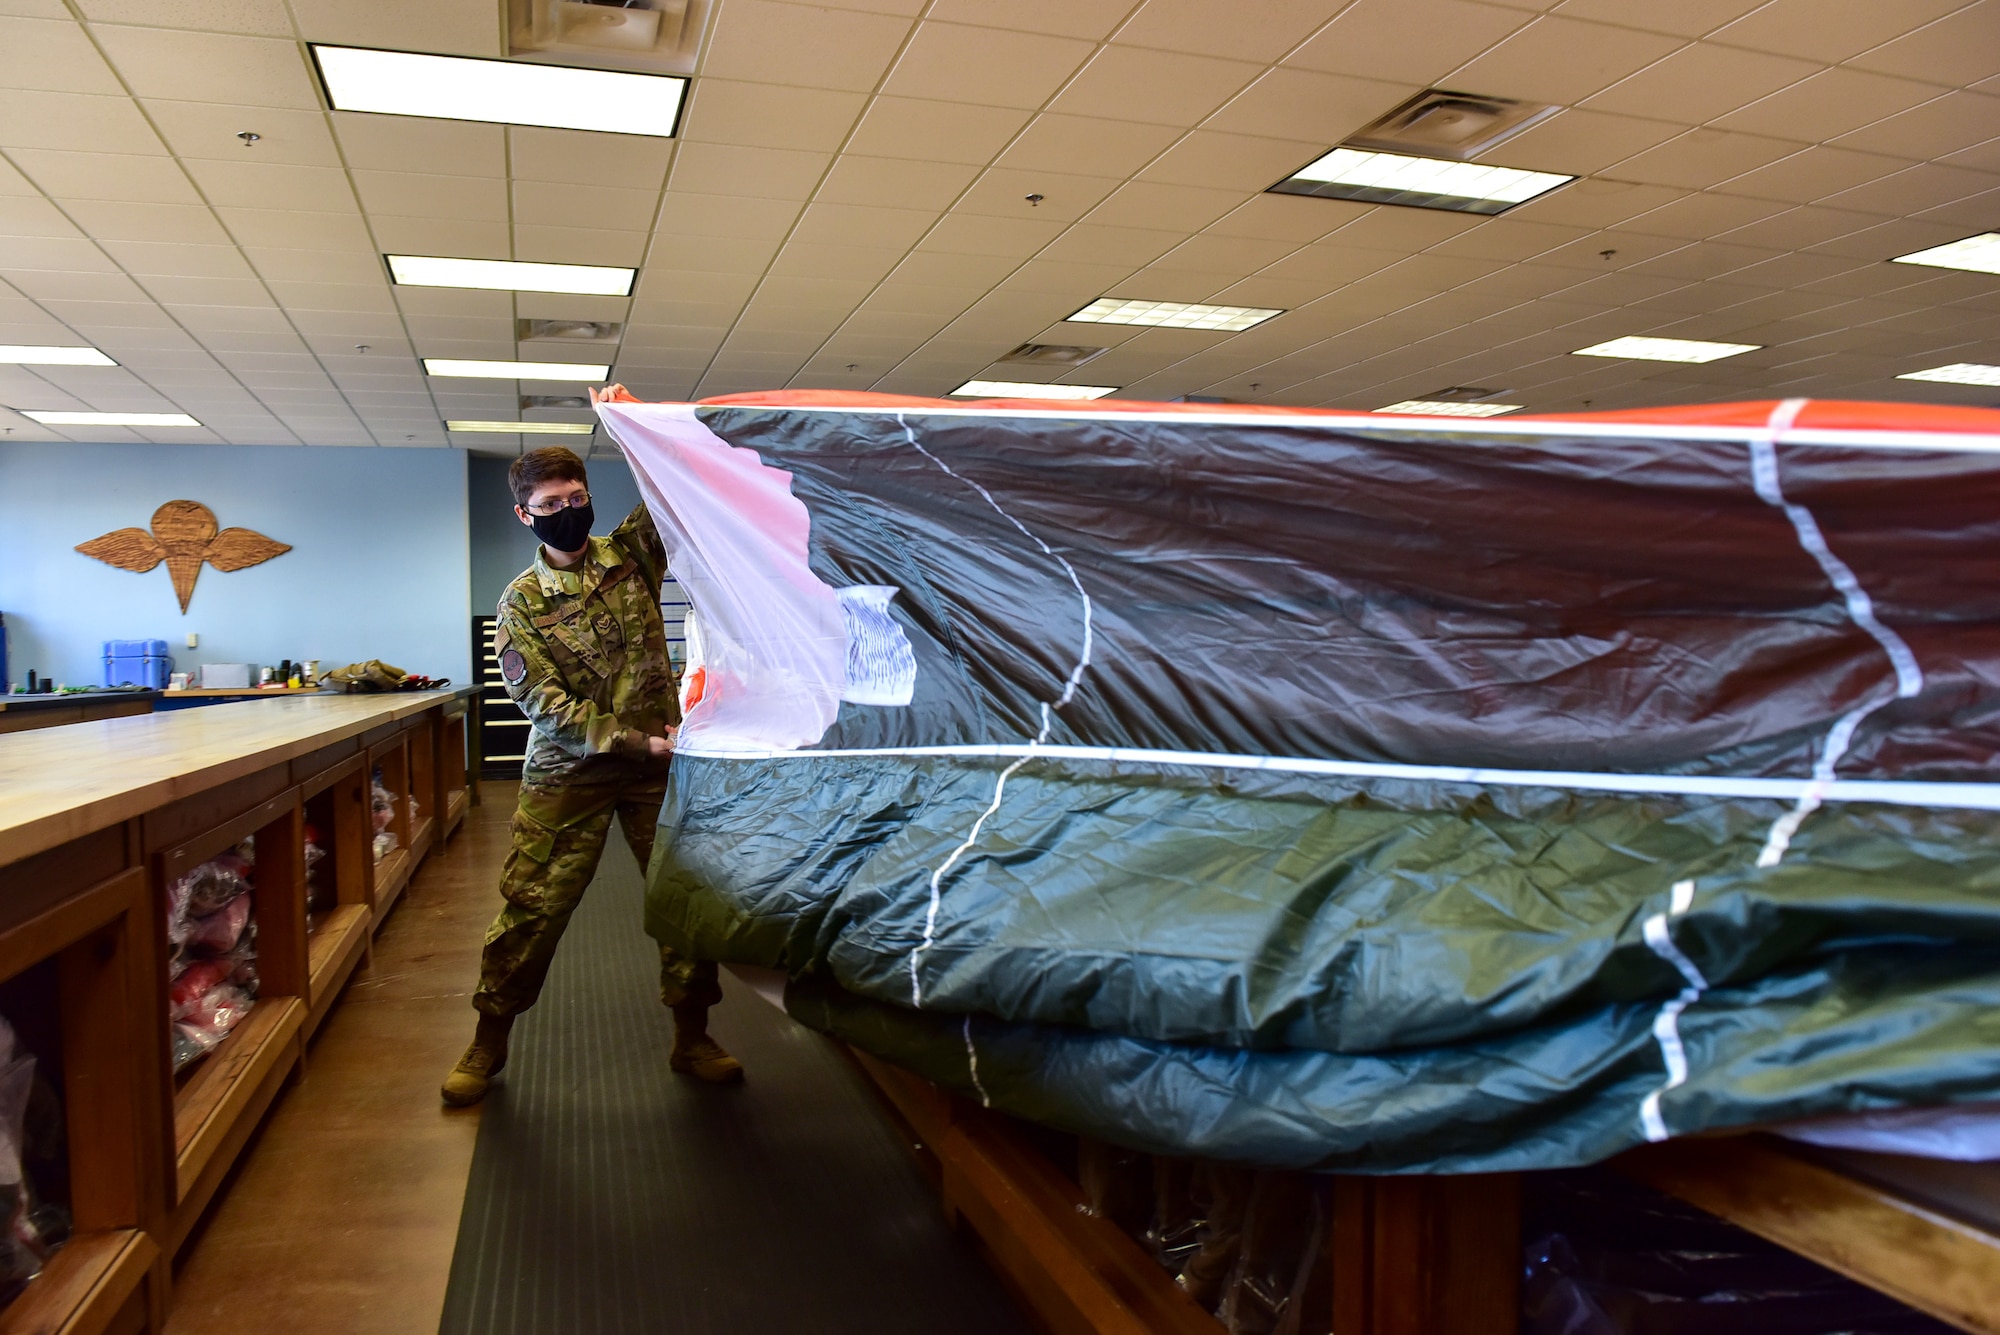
[495,501,681,791]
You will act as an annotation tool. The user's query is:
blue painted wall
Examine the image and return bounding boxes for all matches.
[0,443,470,690]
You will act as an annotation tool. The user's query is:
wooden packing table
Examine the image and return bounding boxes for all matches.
[0,691,476,1335]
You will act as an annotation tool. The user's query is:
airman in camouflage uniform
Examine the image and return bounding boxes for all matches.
[443,441,740,1106]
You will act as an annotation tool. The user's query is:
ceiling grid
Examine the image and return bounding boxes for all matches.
[0,0,1993,450]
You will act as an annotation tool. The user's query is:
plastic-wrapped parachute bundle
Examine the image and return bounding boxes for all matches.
[164,844,259,1073]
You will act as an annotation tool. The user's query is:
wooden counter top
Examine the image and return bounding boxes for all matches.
[0,690,472,867]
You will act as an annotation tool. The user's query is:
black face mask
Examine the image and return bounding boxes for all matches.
[529,501,594,553]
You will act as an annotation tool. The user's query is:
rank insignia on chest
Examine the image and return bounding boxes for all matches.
[595,613,615,633]
[501,648,527,685]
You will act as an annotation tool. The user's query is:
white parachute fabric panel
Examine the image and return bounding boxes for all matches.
[596,401,845,751]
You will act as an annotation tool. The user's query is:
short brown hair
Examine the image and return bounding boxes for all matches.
[508,446,589,506]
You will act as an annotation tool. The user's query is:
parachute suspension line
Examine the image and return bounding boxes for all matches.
[1643,399,1928,1143]
[1749,398,1924,867]
[964,1014,992,1108]
[895,413,1096,1008]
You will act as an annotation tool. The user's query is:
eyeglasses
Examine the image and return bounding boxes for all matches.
[523,490,590,516]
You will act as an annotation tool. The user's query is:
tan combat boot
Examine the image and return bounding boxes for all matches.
[441,1014,513,1106]
[669,1004,744,1084]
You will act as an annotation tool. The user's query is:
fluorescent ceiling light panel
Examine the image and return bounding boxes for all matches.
[388,255,634,297]
[446,420,596,433]
[0,345,117,366]
[1375,400,1522,417]
[1271,147,1572,214]
[1067,299,1281,332]
[424,359,610,381]
[312,45,685,137]
[950,380,1118,400]
[1571,336,1760,364]
[21,411,200,426]
[1891,233,2000,276]
[1897,363,2000,386]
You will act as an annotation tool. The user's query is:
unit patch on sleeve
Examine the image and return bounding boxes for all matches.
[500,648,527,685]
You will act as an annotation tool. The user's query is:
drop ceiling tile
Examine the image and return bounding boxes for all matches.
[1915,181,2000,229]
[1609,128,1808,189]
[1833,90,2000,163]
[1581,42,1812,126]
[0,195,83,239]
[1081,181,1246,233]
[1509,177,1685,227]
[1727,251,1875,291]
[1447,16,1687,104]
[288,309,407,337]
[993,258,1137,296]
[64,200,226,244]
[655,192,802,241]
[1715,144,1917,204]
[1202,68,1418,142]
[504,129,670,192]
[1549,0,1767,37]
[8,148,199,207]
[328,112,505,178]
[1138,130,1329,192]
[286,0,500,56]
[1715,68,1948,143]
[988,119,1171,183]
[954,167,1120,222]
[0,16,121,94]
[366,215,511,258]
[1147,233,1301,277]
[1821,160,2000,216]
[859,278,994,313]
[145,103,336,170]
[351,169,505,223]
[815,155,980,210]
[186,159,353,212]
[702,0,913,92]
[1255,242,1402,287]
[1046,46,1265,127]
[514,180,660,233]
[680,80,868,152]
[1615,189,1786,240]
[1495,109,1687,175]
[629,271,759,307]
[99,240,252,279]
[242,246,384,284]
[216,205,372,249]
[394,286,511,318]
[264,279,394,312]
[1287,0,1530,84]
[1623,240,1781,281]
[1110,0,1333,62]
[0,158,36,194]
[843,98,1029,168]
[666,142,830,200]
[633,233,783,275]
[1036,223,1186,267]
[41,298,176,327]
[1,236,120,272]
[1716,205,1881,251]
[768,241,905,282]
[73,0,293,34]
[6,269,146,302]
[1714,0,1973,66]
[917,211,1065,257]
[90,25,317,108]
[0,89,168,154]
[514,225,650,267]
[1206,192,1365,242]
[878,23,1094,109]
[790,201,937,249]
[1327,205,1488,251]
[1426,217,1594,260]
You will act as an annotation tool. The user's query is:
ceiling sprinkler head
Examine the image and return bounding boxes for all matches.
[1025,193,1044,207]
[237,130,261,147]
[354,344,371,353]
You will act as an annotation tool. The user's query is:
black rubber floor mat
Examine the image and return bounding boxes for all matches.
[438,826,1031,1335]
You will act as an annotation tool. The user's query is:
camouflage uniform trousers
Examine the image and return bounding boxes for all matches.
[473,777,720,1019]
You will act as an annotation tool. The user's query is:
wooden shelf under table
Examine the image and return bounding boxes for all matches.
[0,1228,156,1335]
[443,787,468,838]
[371,847,411,924]
[172,996,301,1209]
[305,904,371,1035]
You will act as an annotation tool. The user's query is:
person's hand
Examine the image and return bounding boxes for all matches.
[645,726,678,759]
[590,383,641,405]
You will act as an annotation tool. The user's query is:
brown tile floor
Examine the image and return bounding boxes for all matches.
[165,786,515,1335]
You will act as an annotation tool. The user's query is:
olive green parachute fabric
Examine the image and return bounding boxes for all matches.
[597,394,2000,1172]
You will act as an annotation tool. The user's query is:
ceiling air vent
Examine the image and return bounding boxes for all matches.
[1344,90,1559,161]
[507,0,710,74]
[518,319,622,344]
[521,394,589,410]
[999,343,1107,367]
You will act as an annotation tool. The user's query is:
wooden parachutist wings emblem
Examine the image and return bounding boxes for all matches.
[76,500,291,613]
